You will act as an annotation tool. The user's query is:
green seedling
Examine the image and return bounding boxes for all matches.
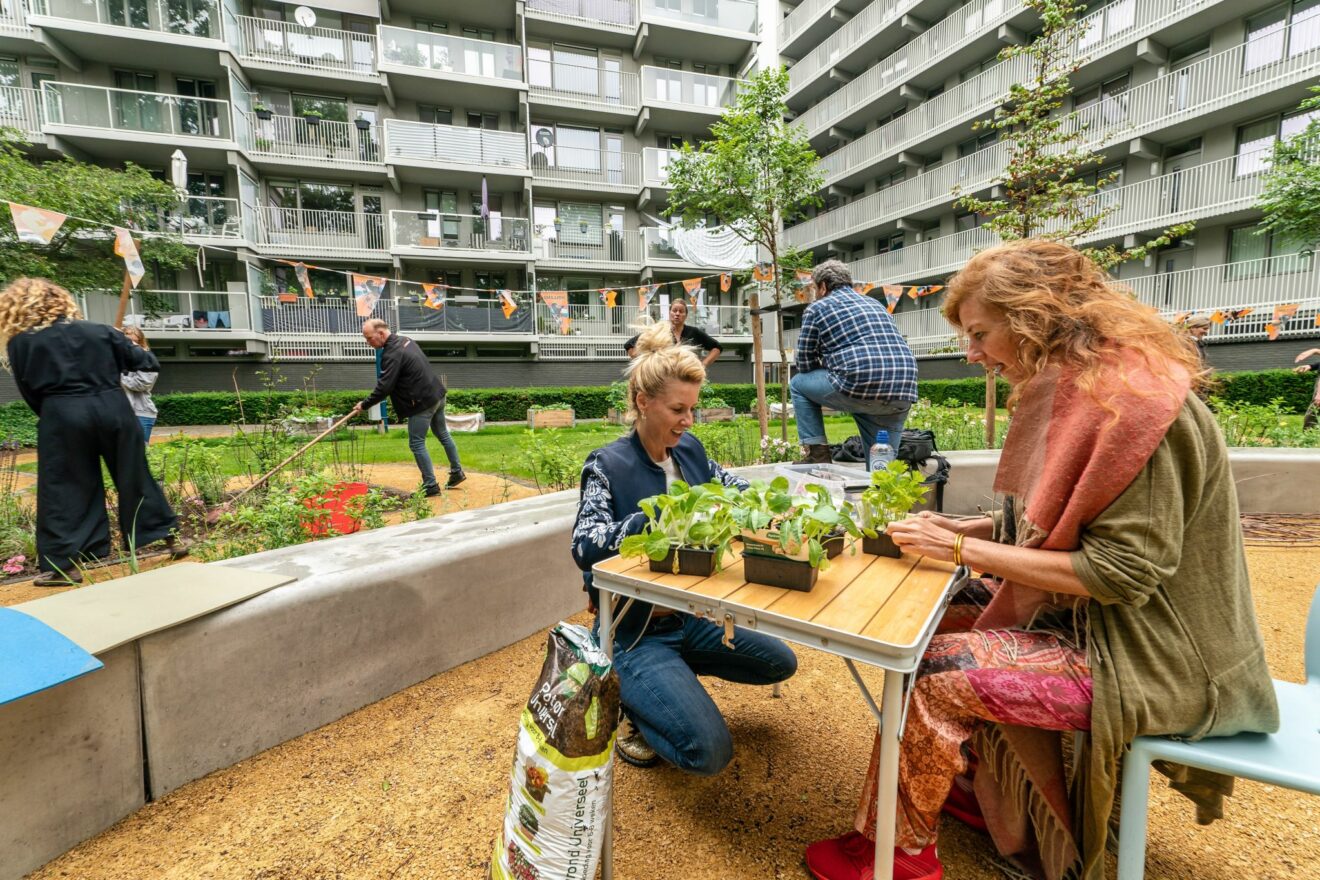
[619,480,740,573]
[733,477,861,571]
[854,460,930,537]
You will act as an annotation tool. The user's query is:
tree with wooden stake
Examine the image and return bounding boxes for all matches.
[664,67,823,442]
[1256,84,1320,253]
[952,0,1195,445]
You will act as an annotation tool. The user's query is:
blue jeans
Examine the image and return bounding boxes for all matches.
[790,369,912,454]
[137,416,155,443]
[605,612,797,776]
[406,398,462,491]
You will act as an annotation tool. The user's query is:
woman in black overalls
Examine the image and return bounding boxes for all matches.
[1,278,180,584]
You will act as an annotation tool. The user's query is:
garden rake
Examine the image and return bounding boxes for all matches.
[205,412,356,525]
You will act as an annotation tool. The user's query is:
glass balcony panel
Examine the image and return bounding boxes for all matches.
[257,206,384,251]
[30,0,220,37]
[525,0,636,27]
[378,25,523,83]
[640,0,756,33]
[119,290,249,331]
[390,210,531,253]
[237,15,376,75]
[642,146,682,185]
[246,113,381,164]
[42,82,231,139]
[641,66,740,108]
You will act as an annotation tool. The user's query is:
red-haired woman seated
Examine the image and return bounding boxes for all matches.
[805,240,1279,880]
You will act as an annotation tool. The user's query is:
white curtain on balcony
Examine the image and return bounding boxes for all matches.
[656,220,755,268]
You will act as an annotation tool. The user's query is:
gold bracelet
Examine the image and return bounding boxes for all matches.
[952,533,965,566]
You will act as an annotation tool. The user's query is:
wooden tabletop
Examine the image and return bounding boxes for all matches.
[594,549,958,654]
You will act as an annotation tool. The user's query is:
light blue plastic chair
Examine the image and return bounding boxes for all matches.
[1116,583,1320,879]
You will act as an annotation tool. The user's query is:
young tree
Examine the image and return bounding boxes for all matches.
[664,67,823,441]
[0,133,195,292]
[1257,85,1320,251]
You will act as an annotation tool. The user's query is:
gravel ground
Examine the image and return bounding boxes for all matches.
[22,544,1319,880]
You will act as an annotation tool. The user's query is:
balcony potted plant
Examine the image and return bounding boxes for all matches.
[255,136,273,152]
[733,478,861,591]
[527,402,575,429]
[301,108,324,126]
[854,461,931,558]
[253,102,273,121]
[619,481,739,577]
[354,115,372,132]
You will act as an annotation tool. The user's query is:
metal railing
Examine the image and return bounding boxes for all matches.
[779,0,839,51]
[255,206,386,252]
[0,0,28,29]
[259,295,396,336]
[640,0,756,33]
[235,15,376,75]
[118,290,249,331]
[819,0,1232,178]
[849,226,998,283]
[383,118,527,169]
[0,86,44,136]
[29,0,221,38]
[528,60,639,111]
[641,226,753,266]
[525,0,637,28]
[139,195,242,240]
[244,112,381,165]
[378,25,523,83]
[643,146,682,186]
[42,82,232,139]
[389,210,532,254]
[534,302,750,337]
[641,66,741,110]
[531,144,641,188]
[788,0,922,94]
[535,231,641,264]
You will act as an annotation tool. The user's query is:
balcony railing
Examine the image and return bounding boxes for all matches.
[797,0,1022,132]
[788,0,922,94]
[641,226,755,266]
[259,295,396,336]
[0,0,28,29]
[245,113,381,165]
[531,145,641,189]
[849,226,998,284]
[117,290,250,331]
[29,0,221,38]
[236,15,376,75]
[140,195,242,240]
[534,230,641,264]
[0,86,44,137]
[42,82,231,140]
[389,210,531,255]
[525,0,637,28]
[255,206,385,252]
[641,66,740,110]
[529,60,639,111]
[818,2,1314,185]
[383,119,527,169]
[779,0,840,51]
[378,25,523,83]
[643,146,682,186]
[534,303,749,339]
[640,0,756,34]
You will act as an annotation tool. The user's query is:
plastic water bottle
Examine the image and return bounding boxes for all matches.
[868,430,896,472]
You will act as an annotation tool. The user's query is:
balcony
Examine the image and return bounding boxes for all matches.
[638,0,755,64]
[531,144,641,195]
[639,66,740,132]
[534,302,749,357]
[382,119,528,188]
[41,81,234,164]
[787,0,918,103]
[534,229,641,269]
[642,226,754,269]
[234,15,378,84]
[642,146,682,187]
[389,210,532,263]
[525,0,637,41]
[122,290,251,332]
[26,0,224,72]
[138,195,243,242]
[243,112,383,176]
[849,225,997,286]
[254,206,386,258]
[0,86,44,139]
[528,59,640,119]
[0,0,29,33]
[377,25,524,107]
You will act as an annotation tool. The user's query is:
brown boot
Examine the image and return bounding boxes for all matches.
[798,444,833,464]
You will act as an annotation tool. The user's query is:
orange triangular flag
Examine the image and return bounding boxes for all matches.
[1209,311,1225,325]
[499,290,517,319]
[857,282,875,295]
[1274,303,1299,322]
[9,202,66,244]
[113,227,145,289]
[682,277,702,294]
[907,286,920,300]
[1266,323,1280,340]
[720,272,731,292]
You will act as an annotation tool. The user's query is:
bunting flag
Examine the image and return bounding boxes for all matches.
[883,285,903,313]
[922,285,944,297]
[598,288,618,309]
[1227,307,1253,322]
[422,283,447,310]
[293,262,314,299]
[720,272,731,293]
[9,202,66,244]
[1273,303,1300,322]
[112,227,145,289]
[499,289,517,319]
[1316,314,1320,327]
[1266,323,1280,341]
[659,292,670,311]
[351,273,386,317]
[906,286,921,300]
[691,287,705,310]
[539,290,572,334]
[752,262,774,282]
[857,282,875,295]
[639,283,660,309]
[794,269,812,285]
[1209,310,1226,325]
[682,277,702,295]
[1172,312,1191,325]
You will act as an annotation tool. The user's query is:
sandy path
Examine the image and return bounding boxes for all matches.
[22,545,1320,880]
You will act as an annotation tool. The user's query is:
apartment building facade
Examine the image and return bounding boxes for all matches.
[777,0,1320,369]
[0,0,763,393]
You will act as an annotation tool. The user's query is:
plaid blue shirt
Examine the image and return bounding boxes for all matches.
[795,287,917,401]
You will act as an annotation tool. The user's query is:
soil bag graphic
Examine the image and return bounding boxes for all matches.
[492,622,620,880]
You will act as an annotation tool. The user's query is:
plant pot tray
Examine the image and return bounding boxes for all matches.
[741,549,818,591]
[649,547,720,577]
[862,533,903,558]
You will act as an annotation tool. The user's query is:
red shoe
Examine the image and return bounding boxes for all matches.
[805,830,943,880]
[941,774,988,831]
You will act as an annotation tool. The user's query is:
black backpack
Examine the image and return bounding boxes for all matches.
[832,429,950,511]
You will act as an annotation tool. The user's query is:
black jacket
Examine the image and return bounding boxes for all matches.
[8,318,160,415]
[359,334,444,418]
[623,323,721,355]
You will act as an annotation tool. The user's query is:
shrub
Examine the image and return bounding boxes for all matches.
[0,402,37,445]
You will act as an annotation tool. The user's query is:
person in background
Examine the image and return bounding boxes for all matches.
[791,260,917,464]
[624,299,722,368]
[804,240,1278,880]
[571,318,796,774]
[1184,314,1211,363]
[1,278,184,586]
[1293,346,1320,431]
[350,318,465,494]
[120,325,159,442]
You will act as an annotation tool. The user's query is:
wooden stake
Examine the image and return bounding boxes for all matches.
[112,267,133,330]
[984,369,996,449]
[749,288,769,440]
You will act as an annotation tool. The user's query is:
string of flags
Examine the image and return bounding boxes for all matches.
[1176,303,1320,341]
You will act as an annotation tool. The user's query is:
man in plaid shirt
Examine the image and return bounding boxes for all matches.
[790,260,917,464]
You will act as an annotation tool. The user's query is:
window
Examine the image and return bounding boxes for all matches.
[1074,71,1130,125]
[475,272,507,293]
[0,56,17,88]
[957,131,997,157]
[875,168,906,190]
[876,232,903,255]
[1244,0,1320,72]
[1235,106,1320,175]
[414,19,447,32]
[462,26,496,41]
[467,111,498,129]
[530,121,601,170]
[955,213,982,232]
[419,105,453,125]
[429,269,462,286]
[1227,225,1312,279]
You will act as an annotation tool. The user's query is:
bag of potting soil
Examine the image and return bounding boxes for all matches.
[491,622,620,880]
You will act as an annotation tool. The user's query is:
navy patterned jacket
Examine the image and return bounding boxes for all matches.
[571,430,747,650]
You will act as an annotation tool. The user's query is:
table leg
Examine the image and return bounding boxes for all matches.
[873,670,905,880]
[598,590,615,880]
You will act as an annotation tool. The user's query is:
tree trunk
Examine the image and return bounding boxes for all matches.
[984,369,996,449]
[750,288,769,440]
[770,242,789,444]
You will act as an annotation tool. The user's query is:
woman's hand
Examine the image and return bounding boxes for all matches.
[885,514,960,563]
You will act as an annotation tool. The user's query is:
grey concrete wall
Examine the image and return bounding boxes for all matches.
[138,490,582,798]
[0,644,143,880]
